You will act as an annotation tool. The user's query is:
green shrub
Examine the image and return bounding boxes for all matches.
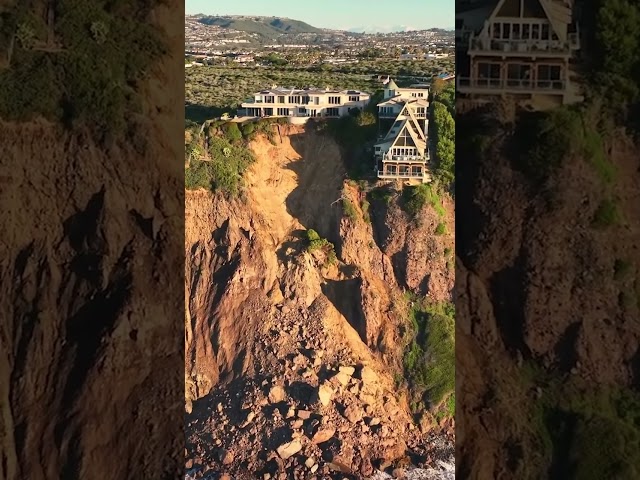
[361,200,371,223]
[355,110,376,126]
[614,259,633,280]
[184,136,255,196]
[592,198,620,228]
[304,229,337,266]
[222,122,243,143]
[241,121,255,137]
[403,301,455,409]
[435,222,446,235]
[402,184,445,218]
[431,100,455,191]
[0,0,166,134]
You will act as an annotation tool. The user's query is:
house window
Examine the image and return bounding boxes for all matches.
[507,64,531,87]
[532,24,540,40]
[349,95,360,102]
[277,108,289,116]
[477,62,501,86]
[541,24,549,40]
[298,107,306,114]
[492,23,500,39]
[411,166,422,176]
[537,65,562,88]
[328,96,341,104]
[326,108,339,117]
[502,23,511,39]
[278,96,285,103]
[513,24,521,40]
[522,24,530,39]
[264,96,275,103]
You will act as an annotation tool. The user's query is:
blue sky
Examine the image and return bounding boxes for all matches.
[185,0,455,31]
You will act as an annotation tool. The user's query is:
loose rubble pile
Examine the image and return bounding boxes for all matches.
[185,299,454,479]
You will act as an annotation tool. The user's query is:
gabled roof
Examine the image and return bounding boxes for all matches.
[386,78,399,90]
[390,120,426,152]
[488,0,572,40]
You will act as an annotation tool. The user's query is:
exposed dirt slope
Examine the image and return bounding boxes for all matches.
[0,1,184,478]
[185,125,454,478]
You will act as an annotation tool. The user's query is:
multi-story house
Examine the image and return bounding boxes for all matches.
[374,79,431,183]
[456,0,582,109]
[239,87,370,122]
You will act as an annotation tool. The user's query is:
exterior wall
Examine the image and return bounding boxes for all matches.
[242,90,370,118]
[459,55,569,95]
[378,161,429,182]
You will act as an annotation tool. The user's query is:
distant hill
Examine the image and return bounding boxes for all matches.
[196,15,323,37]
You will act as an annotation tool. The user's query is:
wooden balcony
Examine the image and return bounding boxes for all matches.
[381,153,429,163]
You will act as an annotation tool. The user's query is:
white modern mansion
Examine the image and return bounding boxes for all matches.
[239,87,371,122]
[375,79,431,183]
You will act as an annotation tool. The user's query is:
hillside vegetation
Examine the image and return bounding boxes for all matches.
[0,0,166,135]
[197,15,322,37]
[430,81,455,193]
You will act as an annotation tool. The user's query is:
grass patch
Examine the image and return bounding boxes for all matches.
[402,184,445,218]
[342,198,358,221]
[536,372,640,478]
[185,136,254,196]
[361,199,371,223]
[435,222,446,235]
[582,129,616,184]
[614,259,633,280]
[304,229,337,266]
[403,299,455,410]
[513,105,617,187]
[592,198,620,228]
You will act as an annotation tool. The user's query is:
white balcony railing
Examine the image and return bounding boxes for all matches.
[457,77,566,91]
[378,171,425,178]
[468,32,579,55]
[382,154,428,162]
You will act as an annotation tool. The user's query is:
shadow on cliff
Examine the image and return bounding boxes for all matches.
[279,127,346,247]
[455,108,495,268]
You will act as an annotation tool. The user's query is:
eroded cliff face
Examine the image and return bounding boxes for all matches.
[0,2,184,476]
[0,124,183,480]
[456,115,640,478]
[184,125,455,478]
